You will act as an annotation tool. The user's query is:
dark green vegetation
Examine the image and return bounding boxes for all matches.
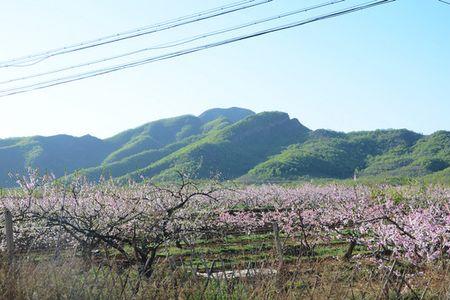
[1,107,449,186]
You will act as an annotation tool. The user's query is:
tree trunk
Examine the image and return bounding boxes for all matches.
[139,248,158,278]
[344,239,357,261]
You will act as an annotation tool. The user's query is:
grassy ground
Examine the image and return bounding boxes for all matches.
[1,232,449,299]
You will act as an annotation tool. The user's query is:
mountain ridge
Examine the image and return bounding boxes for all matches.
[1,107,449,186]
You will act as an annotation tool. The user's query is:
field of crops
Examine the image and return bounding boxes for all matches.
[1,170,450,299]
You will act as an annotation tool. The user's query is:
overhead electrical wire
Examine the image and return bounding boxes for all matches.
[0,0,346,85]
[0,0,269,67]
[0,0,273,68]
[0,0,396,98]
[0,0,396,97]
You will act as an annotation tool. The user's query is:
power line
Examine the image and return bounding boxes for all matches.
[0,0,273,68]
[0,0,396,98]
[438,0,450,5]
[0,0,346,85]
[0,0,395,97]
[0,0,265,67]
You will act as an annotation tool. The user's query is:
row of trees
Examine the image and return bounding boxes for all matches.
[1,170,222,277]
[1,169,450,278]
[219,184,450,264]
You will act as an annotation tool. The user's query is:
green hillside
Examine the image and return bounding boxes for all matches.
[78,109,252,181]
[246,137,367,180]
[360,131,450,178]
[103,115,203,164]
[79,135,201,181]
[123,112,310,181]
[0,107,254,186]
[0,107,449,186]
[0,135,112,186]
[246,129,450,182]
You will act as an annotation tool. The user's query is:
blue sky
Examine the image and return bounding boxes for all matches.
[0,0,449,138]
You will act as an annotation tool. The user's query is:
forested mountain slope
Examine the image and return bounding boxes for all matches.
[0,107,448,186]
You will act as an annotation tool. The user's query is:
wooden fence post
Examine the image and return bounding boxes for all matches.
[273,223,283,269]
[4,208,14,265]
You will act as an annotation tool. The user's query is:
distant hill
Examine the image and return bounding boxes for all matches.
[0,134,112,186]
[0,107,449,186]
[123,111,310,181]
[245,129,425,180]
